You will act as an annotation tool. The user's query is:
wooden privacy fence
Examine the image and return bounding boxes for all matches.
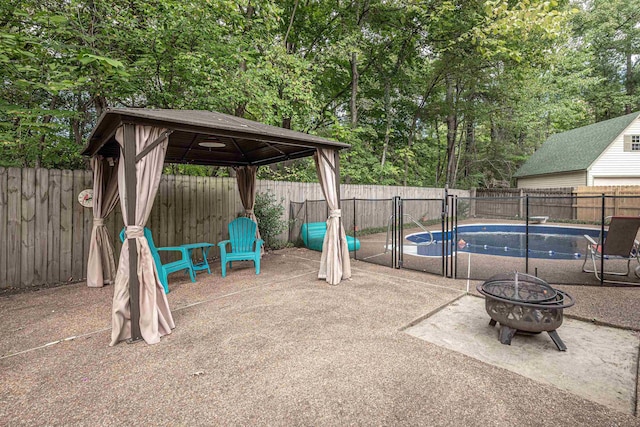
[0,168,92,291]
[574,186,640,222]
[472,188,575,219]
[0,167,469,289]
[473,187,640,222]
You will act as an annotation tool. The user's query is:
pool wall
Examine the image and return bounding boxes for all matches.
[406,224,602,259]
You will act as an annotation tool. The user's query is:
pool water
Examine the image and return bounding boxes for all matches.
[406,224,603,259]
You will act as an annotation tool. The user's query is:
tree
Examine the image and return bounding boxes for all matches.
[0,0,630,191]
[1,1,126,168]
[573,0,640,119]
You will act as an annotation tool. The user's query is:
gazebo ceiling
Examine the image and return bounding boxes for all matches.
[81,108,350,166]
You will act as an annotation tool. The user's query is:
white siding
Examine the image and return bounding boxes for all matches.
[517,171,586,188]
[592,177,640,186]
[588,117,640,185]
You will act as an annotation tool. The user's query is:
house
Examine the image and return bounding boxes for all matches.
[514,111,640,188]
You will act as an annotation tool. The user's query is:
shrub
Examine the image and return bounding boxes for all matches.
[254,191,288,250]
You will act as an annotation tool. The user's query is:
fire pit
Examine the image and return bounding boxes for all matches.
[476,272,575,351]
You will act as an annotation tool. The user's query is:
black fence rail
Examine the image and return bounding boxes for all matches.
[290,198,394,267]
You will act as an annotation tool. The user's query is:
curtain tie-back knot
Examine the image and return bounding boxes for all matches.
[93,218,105,226]
[245,209,254,216]
[329,209,341,218]
[125,225,144,239]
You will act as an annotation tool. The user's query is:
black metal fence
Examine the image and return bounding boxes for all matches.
[290,194,640,286]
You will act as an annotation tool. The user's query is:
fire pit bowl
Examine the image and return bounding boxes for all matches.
[476,272,575,351]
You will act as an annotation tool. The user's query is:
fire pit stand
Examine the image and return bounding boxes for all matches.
[477,272,575,351]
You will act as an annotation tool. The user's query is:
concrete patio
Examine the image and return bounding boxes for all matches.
[1,248,639,426]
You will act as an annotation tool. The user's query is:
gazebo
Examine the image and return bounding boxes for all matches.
[81,108,351,345]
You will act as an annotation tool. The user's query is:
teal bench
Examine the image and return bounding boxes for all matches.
[301,222,360,252]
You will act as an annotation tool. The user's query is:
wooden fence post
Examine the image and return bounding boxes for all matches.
[0,168,7,288]
[470,187,476,218]
[34,169,49,284]
[519,189,524,218]
[7,168,21,287]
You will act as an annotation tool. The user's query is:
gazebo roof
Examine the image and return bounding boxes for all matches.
[81,108,350,166]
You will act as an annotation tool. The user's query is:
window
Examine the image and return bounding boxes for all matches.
[624,135,640,151]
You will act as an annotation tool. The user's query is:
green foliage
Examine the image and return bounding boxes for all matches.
[0,0,635,190]
[571,0,640,119]
[162,164,231,177]
[254,191,288,250]
[257,158,316,182]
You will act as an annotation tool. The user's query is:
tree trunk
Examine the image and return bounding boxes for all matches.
[403,115,418,186]
[380,80,391,172]
[235,51,248,118]
[350,52,359,127]
[234,2,254,118]
[463,118,475,179]
[283,0,299,54]
[435,120,442,186]
[349,0,369,128]
[625,51,634,114]
[280,1,299,127]
[35,97,59,168]
[445,76,458,187]
[94,95,108,117]
[404,74,441,185]
[72,93,86,147]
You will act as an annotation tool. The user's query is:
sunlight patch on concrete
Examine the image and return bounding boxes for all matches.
[406,295,639,415]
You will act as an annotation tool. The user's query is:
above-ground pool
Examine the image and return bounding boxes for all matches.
[405,224,603,259]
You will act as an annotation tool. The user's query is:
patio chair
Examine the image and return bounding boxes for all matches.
[581,216,640,282]
[120,227,197,294]
[218,217,264,278]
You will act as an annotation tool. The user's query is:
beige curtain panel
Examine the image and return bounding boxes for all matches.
[86,155,120,288]
[235,165,262,248]
[110,125,175,346]
[314,148,351,285]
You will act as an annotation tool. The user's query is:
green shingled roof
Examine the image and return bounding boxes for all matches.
[514,111,640,178]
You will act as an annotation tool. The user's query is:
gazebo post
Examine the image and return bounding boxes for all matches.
[334,151,343,241]
[334,150,341,202]
[123,123,142,342]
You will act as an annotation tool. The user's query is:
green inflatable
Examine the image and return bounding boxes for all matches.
[301,222,361,252]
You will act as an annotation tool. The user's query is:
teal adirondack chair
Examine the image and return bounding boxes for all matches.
[120,227,195,294]
[218,217,264,278]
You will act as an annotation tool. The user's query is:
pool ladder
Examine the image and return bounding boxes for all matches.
[384,213,435,253]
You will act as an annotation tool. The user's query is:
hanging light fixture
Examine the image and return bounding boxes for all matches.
[198,137,225,148]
